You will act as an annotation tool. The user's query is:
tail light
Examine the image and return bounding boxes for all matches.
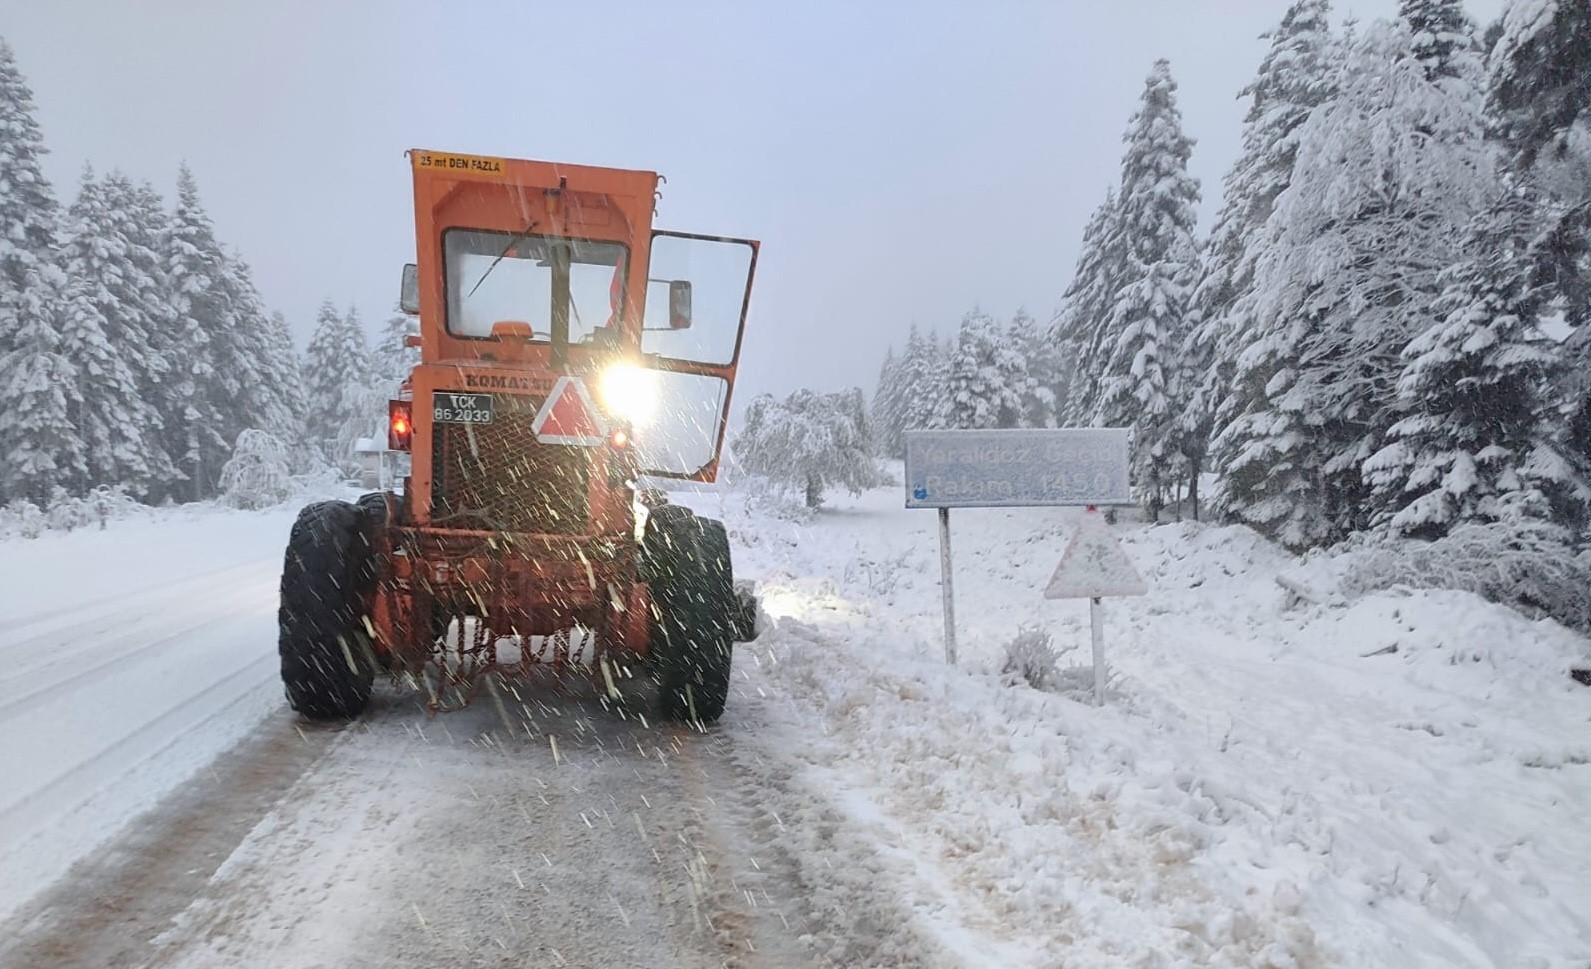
[389,399,413,451]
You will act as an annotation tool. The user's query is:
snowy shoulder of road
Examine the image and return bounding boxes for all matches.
[4,478,1590,967]
[684,478,1591,968]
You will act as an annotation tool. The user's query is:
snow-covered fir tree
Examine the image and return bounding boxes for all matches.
[870,346,907,458]
[944,307,1026,430]
[732,388,878,507]
[105,177,176,388]
[1363,191,1583,535]
[1487,0,1591,174]
[371,302,419,387]
[1040,306,1079,427]
[1007,309,1057,428]
[56,165,176,496]
[1054,189,1125,425]
[0,292,82,504]
[165,165,236,499]
[223,252,302,443]
[1185,0,1335,519]
[0,38,60,365]
[1212,18,1493,547]
[1400,0,1476,79]
[1487,0,1591,334]
[894,324,948,437]
[302,299,373,471]
[1091,59,1202,515]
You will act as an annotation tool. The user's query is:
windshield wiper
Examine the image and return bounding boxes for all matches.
[466,219,540,299]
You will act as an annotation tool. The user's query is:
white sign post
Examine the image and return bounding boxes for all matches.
[1043,507,1148,705]
[904,428,1136,667]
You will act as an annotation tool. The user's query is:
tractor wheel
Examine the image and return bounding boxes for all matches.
[278,500,380,720]
[642,505,735,724]
[356,491,390,524]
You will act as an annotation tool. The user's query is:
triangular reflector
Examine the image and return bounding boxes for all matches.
[533,375,608,446]
[1043,512,1148,599]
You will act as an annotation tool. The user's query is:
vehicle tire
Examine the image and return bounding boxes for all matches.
[279,500,380,720]
[356,491,390,525]
[642,506,735,724]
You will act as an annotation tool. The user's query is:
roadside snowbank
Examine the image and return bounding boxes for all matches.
[705,485,1591,968]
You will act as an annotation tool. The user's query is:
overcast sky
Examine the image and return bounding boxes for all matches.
[6,0,1505,405]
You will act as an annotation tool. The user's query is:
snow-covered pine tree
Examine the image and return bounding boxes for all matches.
[1053,189,1125,425]
[0,280,84,504]
[165,165,235,500]
[0,39,60,366]
[302,299,372,471]
[870,345,906,458]
[1487,0,1591,174]
[1092,59,1202,517]
[372,302,419,387]
[1187,0,1335,520]
[1363,191,1583,535]
[263,310,306,439]
[895,324,948,437]
[732,388,878,507]
[222,252,301,444]
[1487,0,1591,333]
[944,307,1026,430]
[1007,308,1056,428]
[1212,18,1493,547]
[1400,0,1477,79]
[57,165,176,497]
[98,172,181,476]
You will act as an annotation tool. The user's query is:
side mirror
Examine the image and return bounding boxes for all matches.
[399,263,420,315]
[668,279,693,330]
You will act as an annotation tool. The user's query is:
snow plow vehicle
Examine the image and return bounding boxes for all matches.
[278,149,759,723]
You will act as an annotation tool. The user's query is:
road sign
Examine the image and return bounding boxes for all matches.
[904,428,1131,509]
[1044,511,1147,599]
[533,375,607,446]
[1044,509,1147,707]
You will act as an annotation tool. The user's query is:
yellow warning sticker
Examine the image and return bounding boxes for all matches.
[412,151,506,177]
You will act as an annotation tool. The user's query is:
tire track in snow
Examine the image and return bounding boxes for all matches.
[0,649,277,849]
[0,558,273,655]
[0,578,279,723]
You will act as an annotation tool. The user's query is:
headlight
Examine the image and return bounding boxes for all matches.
[599,364,659,427]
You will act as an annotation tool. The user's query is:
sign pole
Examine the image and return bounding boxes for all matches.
[1089,595,1106,706]
[938,507,957,665]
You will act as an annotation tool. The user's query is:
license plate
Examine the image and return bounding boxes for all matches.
[432,392,494,424]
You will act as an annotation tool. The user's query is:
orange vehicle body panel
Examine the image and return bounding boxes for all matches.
[373,149,753,681]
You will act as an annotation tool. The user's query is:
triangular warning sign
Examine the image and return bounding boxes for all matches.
[532,375,608,446]
[1043,512,1148,599]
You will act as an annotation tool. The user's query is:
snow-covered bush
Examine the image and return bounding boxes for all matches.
[0,487,145,540]
[735,476,816,524]
[84,485,143,528]
[1342,519,1591,634]
[1001,625,1063,692]
[45,486,95,531]
[0,499,46,540]
[218,429,295,509]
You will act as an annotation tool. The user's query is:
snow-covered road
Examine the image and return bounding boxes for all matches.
[3,484,1590,968]
[0,509,293,925]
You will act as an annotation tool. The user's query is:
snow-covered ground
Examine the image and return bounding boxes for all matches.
[4,480,1589,967]
[688,480,1591,968]
[0,504,298,921]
